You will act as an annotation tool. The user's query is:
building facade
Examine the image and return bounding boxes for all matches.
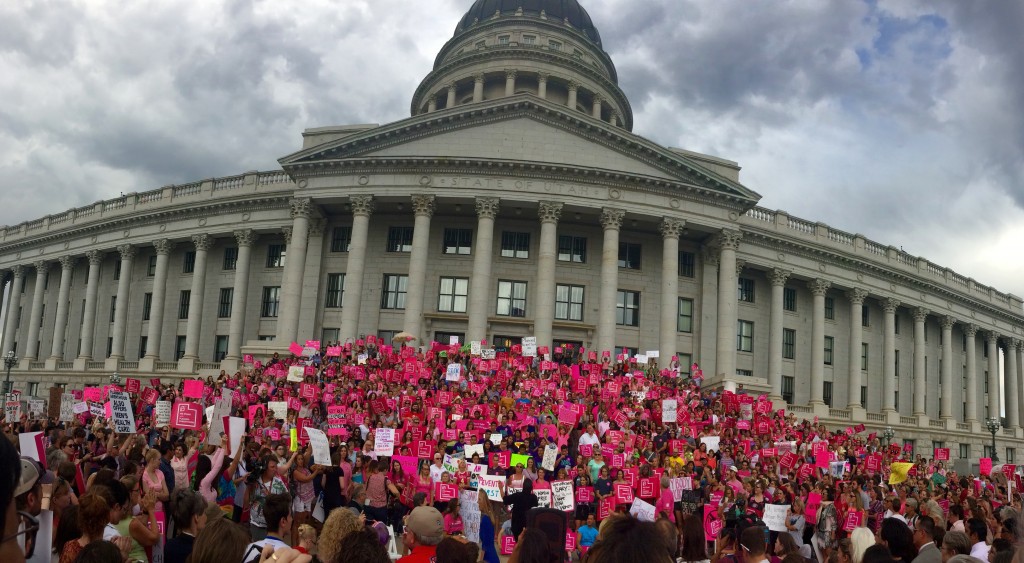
[1,0,1022,456]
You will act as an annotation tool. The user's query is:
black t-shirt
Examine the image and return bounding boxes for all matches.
[322,465,346,508]
[503,491,539,535]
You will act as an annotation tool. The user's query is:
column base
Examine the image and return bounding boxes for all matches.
[966,420,981,434]
[883,409,900,425]
[177,357,198,373]
[18,358,35,370]
[940,417,956,431]
[139,357,157,372]
[808,401,829,418]
[44,358,58,370]
[73,358,90,371]
[847,405,867,422]
[104,357,122,371]
[915,414,929,428]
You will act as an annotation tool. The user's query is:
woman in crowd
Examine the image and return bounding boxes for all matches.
[290,451,320,543]
[165,487,208,563]
[141,449,170,513]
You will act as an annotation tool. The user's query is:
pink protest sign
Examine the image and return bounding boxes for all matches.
[288,342,303,356]
[980,458,992,475]
[934,448,950,461]
[170,401,202,430]
[704,504,722,541]
[125,378,141,394]
[501,536,516,555]
[83,387,101,402]
[183,380,203,399]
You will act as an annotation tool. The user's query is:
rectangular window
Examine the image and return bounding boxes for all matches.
[617,243,641,269]
[616,290,640,327]
[558,235,587,263]
[496,280,527,317]
[214,335,229,361]
[261,287,281,318]
[862,306,870,327]
[218,288,233,318]
[861,386,867,407]
[106,337,113,358]
[266,244,286,268]
[738,278,755,303]
[522,35,536,45]
[783,328,796,359]
[223,247,238,270]
[678,354,692,376]
[498,35,510,45]
[736,369,753,377]
[825,297,835,320]
[824,336,834,365]
[138,336,147,359]
[27,381,37,397]
[109,296,116,323]
[438,277,469,313]
[387,226,414,252]
[549,40,562,51]
[960,444,970,459]
[147,255,157,276]
[678,251,695,277]
[323,274,346,308]
[178,290,191,320]
[143,293,153,321]
[39,304,44,327]
[443,228,473,255]
[381,274,409,310]
[322,328,339,344]
[183,251,196,273]
[782,376,794,404]
[862,342,869,370]
[113,261,121,281]
[43,273,49,291]
[555,284,585,321]
[823,381,833,407]
[500,232,530,258]
[783,287,797,311]
[895,314,900,334]
[677,298,693,333]
[175,336,186,360]
[330,227,352,252]
[737,320,754,352]
[614,346,637,358]
[1009,449,1016,464]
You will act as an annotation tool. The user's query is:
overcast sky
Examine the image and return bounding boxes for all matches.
[1,0,1022,302]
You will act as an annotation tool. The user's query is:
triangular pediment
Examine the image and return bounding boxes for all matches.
[280,96,761,204]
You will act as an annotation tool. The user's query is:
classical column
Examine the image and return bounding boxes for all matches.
[808,279,831,405]
[537,73,548,99]
[987,331,1001,422]
[340,196,374,342]
[1005,338,1020,429]
[78,253,102,360]
[109,245,136,359]
[23,261,50,360]
[473,73,484,102]
[48,256,75,360]
[1,266,25,356]
[466,197,500,343]
[882,298,900,413]
[445,83,456,108]
[610,112,620,127]
[592,95,603,119]
[939,316,956,420]
[595,208,625,354]
[715,230,743,381]
[1017,342,1024,428]
[504,70,517,96]
[144,240,172,359]
[847,288,869,410]
[767,269,790,403]
[658,218,684,361]
[182,234,212,360]
[226,230,256,361]
[964,324,979,423]
[403,195,435,340]
[534,201,563,350]
[277,197,313,345]
[567,81,579,109]
[427,97,437,113]
[910,307,929,416]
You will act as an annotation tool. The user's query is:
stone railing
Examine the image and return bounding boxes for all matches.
[866,412,885,422]
[900,416,918,425]
[829,408,851,420]
[56,362,73,370]
[929,420,945,428]
[156,361,180,370]
[196,362,220,370]
[86,361,105,370]
[119,361,139,370]
[957,423,970,431]
[29,361,45,370]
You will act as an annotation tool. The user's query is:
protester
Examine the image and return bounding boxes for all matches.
[318,507,365,563]
[243,493,292,563]
[398,506,444,563]
[165,488,208,563]
[189,516,252,563]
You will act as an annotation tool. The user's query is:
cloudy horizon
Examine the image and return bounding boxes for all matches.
[1,0,1022,301]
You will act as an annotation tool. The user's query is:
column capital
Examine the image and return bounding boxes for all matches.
[475,197,500,219]
[846,287,869,305]
[882,297,901,314]
[913,307,930,323]
[350,195,375,217]
[33,260,51,275]
[152,239,173,256]
[658,217,685,239]
[714,229,742,250]
[1006,338,1021,350]
[768,268,791,287]
[599,208,625,230]
[808,278,831,297]
[234,229,257,247]
[411,194,436,217]
[505,69,518,80]
[964,323,978,338]
[58,255,76,271]
[567,80,580,92]
[986,330,1000,344]
[11,265,24,279]
[474,73,485,83]
[191,234,213,252]
[308,219,326,237]
[290,197,313,219]
[538,201,563,224]
[593,94,604,104]
[701,244,720,267]
[85,250,103,266]
[117,244,137,260]
[537,72,549,82]
[940,315,957,331]
[445,82,456,91]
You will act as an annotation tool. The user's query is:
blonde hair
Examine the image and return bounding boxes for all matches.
[145,449,161,465]
[318,508,363,562]
[297,523,317,543]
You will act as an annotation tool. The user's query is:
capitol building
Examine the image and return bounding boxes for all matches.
[1,0,1022,458]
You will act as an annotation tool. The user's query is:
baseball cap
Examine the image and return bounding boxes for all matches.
[406,506,444,543]
[16,458,52,497]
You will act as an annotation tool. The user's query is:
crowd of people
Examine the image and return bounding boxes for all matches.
[0,337,1020,563]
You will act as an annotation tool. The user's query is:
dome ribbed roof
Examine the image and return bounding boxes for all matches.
[454,0,602,47]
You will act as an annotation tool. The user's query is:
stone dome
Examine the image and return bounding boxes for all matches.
[454,0,602,48]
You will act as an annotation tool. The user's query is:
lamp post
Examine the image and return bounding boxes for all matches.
[2,351,17,395]
[986,417,1001,462]
[882,426,895,448]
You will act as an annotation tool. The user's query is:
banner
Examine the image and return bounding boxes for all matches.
[889,462,915,484]
[109,391,136,434]
[170,401,202,431]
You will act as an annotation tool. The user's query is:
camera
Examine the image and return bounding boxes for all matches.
[246,459,266,484]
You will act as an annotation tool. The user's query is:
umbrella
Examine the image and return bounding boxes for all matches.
[392,332,417,343]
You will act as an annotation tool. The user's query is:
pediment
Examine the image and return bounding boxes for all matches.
[280,96,761,204]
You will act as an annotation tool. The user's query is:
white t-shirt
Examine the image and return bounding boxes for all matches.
[243,536,290,563]
[579,433,601,447]
[430,463,445,484]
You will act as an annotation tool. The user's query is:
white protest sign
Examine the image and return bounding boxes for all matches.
[445,363,462,382]
[449,335,459,345]
[155,401,172,426]
[374,428,396,457]
[830,461,848,478]
[89,404,104,418]
[464,444,484,458]
[629,498,656,521]
[287,366,305,382]
[669,478,685,502]
[301,346,317,358]
[635,354,648,365]
[541,444,558,472]
[489,433,502,446]
[109,391,136,434]
[662,399,678,423]
[59,394,75,422]
[206,396,233,446]
[481,349,496,360]
[4,394,20,421]
[763,504,790,532]
[19,432,44,466]
[467,463,488,476]
[700,436,721,453]
[551,480,575,512]
[522,336,537,357]
[535,489,552,508]
[72,401,89,414]
[304,427,332,466]
[459,490,481,544]
[268,401,288,420]
[646,350,660,358]
[227,416,246,455]
[27,400,45,418]
[478,475,505,501]
[470,341,482,356]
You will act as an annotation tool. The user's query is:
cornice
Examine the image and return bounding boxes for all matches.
[739,228,1024,328]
